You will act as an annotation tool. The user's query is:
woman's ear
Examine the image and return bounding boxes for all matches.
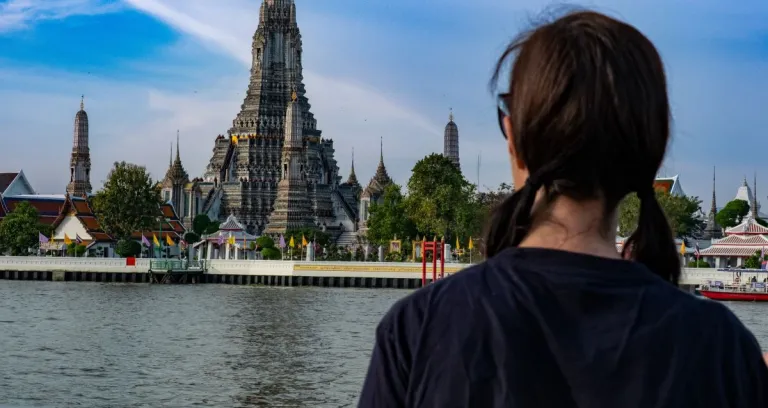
[505,116,528,186]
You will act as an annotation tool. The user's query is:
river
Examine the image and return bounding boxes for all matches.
[0,281,765,407]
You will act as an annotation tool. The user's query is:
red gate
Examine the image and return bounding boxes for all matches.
[422,238,445,286]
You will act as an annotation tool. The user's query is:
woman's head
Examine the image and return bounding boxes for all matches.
[487,10,679,284]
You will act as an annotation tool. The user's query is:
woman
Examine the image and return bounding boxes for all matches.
[359,10,768,407]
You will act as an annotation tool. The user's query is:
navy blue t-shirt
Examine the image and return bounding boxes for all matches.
[359,247,768,407]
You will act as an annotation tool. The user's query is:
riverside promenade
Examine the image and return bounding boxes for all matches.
[0,256,729,290]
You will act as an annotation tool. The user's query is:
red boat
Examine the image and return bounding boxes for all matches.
[698,280,768,302]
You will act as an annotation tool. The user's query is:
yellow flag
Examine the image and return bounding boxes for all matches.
[166,235,175,246]
[231,135,238,145]
[302,235,308,247]
[468,237,474,250]
[289,236,295,248]
[455,236,461,251]
[64,233,72,245]
[228,235,235,245]
[680,241,686,255]
[153,234,160,246]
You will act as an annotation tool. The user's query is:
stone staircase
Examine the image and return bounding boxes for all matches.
[335,231,358,248]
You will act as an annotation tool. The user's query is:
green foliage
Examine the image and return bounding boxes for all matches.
[0,202,50,256]
[687,260,711,268]
[285,228,330,247]
[745,250,767,269]
[193,214,219,235]
[365,183,417,246]
[115,239,141,257]
[66,243,87,257]
[716,199,750,229]
[261,247,281,260]
[91,161,162,240]
[404,154,478,243]
[184,232,200,244]
[617,191,703,238]
[256,235,275,250]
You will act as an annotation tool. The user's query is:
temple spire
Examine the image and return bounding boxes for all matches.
[169,142,173,167]
[379,136,383,163]
[176,130,181,162]
[80,95,84,111]
[710,166,717,214]
[449,107,453,122]
[346,147,359,186]
[754,172,758,219]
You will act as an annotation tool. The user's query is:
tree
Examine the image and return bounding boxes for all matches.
[365,183,417,246]
[193,214,219,235]
[404,154,477,243]
[115,239,141,257]
[0,202,50,256]
[91,162,162,240]
[66,243,87,257]
[184,232,200,244]
[618,191,703,238]
[285,228,331,248]
[716,199,750,229]
[744,250,767,269]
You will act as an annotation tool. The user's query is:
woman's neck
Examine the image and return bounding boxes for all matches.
[518,195,621,260]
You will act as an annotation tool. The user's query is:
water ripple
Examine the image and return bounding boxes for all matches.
[0,281,405,407]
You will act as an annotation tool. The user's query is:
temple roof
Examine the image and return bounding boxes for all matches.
[653,175,685,197]
[0,172,18,194]
[362,137,392,198]
[163,132,189,184]
[724,215,768,235]
[2,195,69,225]
[345,148,359,186]
[200,214,258,243]
[52,194,112,242]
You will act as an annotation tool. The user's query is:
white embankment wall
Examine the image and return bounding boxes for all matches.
[0,257,739,286]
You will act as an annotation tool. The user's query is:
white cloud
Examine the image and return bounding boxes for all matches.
[122,0,444,184]
[0,0,122,33]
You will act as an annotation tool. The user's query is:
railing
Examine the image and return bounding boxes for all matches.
[149,259,207,272]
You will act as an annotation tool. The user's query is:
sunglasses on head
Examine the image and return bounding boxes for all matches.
[497,93,511,140]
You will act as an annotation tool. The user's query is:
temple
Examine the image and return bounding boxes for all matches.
[264,92,315,233]
[701,167,723,240]
[443,109,460,170]
[159,131,203,230]
[66,96,92,196]
[199,0,359,243]
[358,138,393,237]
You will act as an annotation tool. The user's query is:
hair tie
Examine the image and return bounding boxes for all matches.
[525,173,543,189]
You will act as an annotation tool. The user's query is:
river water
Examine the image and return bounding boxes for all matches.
[0,281,766,407]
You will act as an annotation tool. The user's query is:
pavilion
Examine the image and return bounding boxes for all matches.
[195,215,259,260]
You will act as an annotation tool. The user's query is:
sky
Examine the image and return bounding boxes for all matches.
[0,0,767,211]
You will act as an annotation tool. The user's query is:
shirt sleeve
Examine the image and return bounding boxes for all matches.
[359,295,421,408]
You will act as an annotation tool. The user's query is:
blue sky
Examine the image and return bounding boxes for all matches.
[1,0,767,212]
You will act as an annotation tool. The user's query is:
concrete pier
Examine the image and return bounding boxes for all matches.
[0,257,734,289]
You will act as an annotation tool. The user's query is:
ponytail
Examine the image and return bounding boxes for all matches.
[484,173,544,257]
[622,188,680,285]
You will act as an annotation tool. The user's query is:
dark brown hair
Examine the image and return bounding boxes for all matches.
[486,10,679,284]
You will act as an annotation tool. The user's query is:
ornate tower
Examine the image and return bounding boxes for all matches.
[702,166,722,240]
[443,108,460,170]
[346,147,359,187]
[162,131,190,211]
[264,91,314,234]
[202,0,342,234]
[66,96,92,196]
[753,172,759,219]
